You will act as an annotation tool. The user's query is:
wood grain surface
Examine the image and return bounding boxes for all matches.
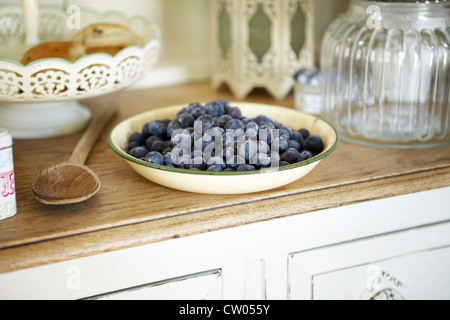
[1,81,449,273]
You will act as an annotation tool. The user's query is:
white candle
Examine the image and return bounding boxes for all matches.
[22,0,40,48]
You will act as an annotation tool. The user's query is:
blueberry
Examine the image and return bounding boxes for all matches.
[144,120,168,138]
[128,132,145,145]
[191,107,207,119]
[298,150,313,162]
[217,99,230,109]
[223,131,238,149]
[305,135,324,155]
[217,115,233,128]
[207,164,223,172]
[278,161,291,167]
[186,102,202,113]
[126,141,140,153]
[254,115,271,125]
[290,131,304,144]
[278,128,291,141]
[237,164,256,171]
[177,112,195,128]
[177,162,190,169]
[224,147,237,162]
[196,114,215,134]
[245,121,259,138]
[223,167,236,172]
[163,152,174,166]
[226,155,246,169]
[259,123,274,144]
[185,127,195,134]
[299,128,310,139]
[237,136,258,161]
[287,139,301,151]
[162,147,172,155]
[150,140,166,153]
[258,140,271,155]
[171,148,191,168]
[202,138,214,152]
[205,101,225,117]
[250,153,271,168]
[225,119,245,132]
[205,126,225,139]
[207,156,226,170]
[145,151,164,165]
[270,151,281,166]
[280,148,300,164]
[203,128,222,155]
[271,137,288,154]
[166,121,182,138]
[241,117,253,125]
[259,120,275,130]
[129,146,148,159]
[145,135,162,150]
[227,106,242,119]
[190,156,207,170]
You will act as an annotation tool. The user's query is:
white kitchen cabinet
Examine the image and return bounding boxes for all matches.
[0,187,448,300]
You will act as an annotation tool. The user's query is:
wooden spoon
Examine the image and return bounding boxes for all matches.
[31,104,118,205]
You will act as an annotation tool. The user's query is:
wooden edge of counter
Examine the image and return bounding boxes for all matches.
[0,166,449,274]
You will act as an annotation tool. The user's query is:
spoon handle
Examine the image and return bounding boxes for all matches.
[70,104,118,164]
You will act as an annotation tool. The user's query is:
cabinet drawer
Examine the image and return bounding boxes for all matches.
[288,222,450,300]
[86,269,222,300]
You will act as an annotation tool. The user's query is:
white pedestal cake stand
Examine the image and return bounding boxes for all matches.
[0,1,160,139]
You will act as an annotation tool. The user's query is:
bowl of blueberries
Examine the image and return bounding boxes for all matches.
[108,100,339,194]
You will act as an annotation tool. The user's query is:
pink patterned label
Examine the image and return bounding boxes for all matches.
[0,170,15,198]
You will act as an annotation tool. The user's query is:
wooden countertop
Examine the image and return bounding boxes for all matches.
[1,81,449,274]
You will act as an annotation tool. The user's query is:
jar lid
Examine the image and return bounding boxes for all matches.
[0,128,12,148]
[294,68,321,86]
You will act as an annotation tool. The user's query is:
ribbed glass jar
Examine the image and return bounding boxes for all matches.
[321,0,450,149]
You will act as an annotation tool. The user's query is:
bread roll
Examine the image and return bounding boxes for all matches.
[73,23,144,56]
[20,41,86,65]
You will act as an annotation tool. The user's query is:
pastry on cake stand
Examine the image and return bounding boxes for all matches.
[0,0,160,139]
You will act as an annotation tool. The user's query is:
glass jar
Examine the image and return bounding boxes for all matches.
[321,0,450,149]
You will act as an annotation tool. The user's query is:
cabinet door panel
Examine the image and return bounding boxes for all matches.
[314,247,450,300]
[288,222,450,300]
[88,269,222,300]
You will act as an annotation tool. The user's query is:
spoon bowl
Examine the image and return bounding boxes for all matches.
[31,161,100,205]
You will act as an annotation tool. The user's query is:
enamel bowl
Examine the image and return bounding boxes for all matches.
[108,102,339,194]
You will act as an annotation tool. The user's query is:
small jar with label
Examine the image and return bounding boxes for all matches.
[293,68,322,115]
[0,128,16,221]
